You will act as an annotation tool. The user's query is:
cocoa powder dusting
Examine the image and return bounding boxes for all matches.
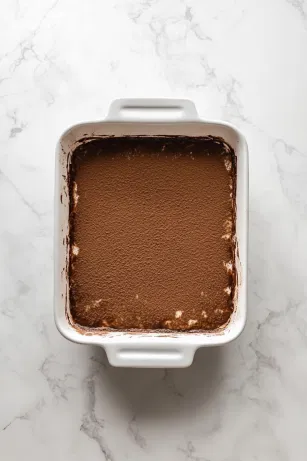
[69,136,237,332]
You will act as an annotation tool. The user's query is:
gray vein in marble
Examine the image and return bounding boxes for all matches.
[0,169,40,218]
[250,348,281,375]
[10,127,23,137]
[80,376,114,461]
[23,0,60,44]
[226,300,301,405]
[220,75,250,124]
[296,319,307,347]
[286,0,307,20]
[10,43,41,73]
[228,379,281,417]
[241,298,302,392]
[273,138,306,158]
[253,298,301,345]
[200,56,216,81]
[185,6,193,22]
[127,415,147,449]
[90,354,108,370]
[14,0,20,19]
[124,0,156,24]
[2,399,45,432]
[2,414,28,432]
[178,441,210,461]
[36,318,50,342]
[247,396,280,416]
[7,110,27,138]
[129,2,211,59]
[272,139,307,213]
[184,6,212,42]
[258,298,301,331]
[163,370,183,397]
[0,0,59,87]
[185,55,217,90]
[0,89,30,99]
[40,355,75,400]
[1,280,30,318]
[148,20,165,57]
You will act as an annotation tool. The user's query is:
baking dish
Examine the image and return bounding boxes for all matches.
[54,98,248,368]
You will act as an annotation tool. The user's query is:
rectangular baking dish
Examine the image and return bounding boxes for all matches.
[54,98,248,368]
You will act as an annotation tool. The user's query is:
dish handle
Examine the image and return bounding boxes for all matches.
[107,98,198,121]
[104,343,196,368]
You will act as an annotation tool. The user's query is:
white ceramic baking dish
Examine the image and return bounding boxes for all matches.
[54,98,248,368]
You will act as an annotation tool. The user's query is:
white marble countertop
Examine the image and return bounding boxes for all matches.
[1,0,307,459]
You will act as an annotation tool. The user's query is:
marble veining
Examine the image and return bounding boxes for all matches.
[1,0,307,460]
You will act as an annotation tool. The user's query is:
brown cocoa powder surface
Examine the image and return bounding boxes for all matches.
[69,136,236,332]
